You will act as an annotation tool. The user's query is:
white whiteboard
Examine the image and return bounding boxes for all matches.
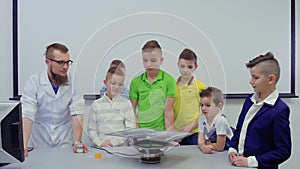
[18,0,293,96]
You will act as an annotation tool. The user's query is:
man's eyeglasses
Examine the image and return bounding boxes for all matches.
[47,58,73,66]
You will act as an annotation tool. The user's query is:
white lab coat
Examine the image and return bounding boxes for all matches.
[21,69,84,148]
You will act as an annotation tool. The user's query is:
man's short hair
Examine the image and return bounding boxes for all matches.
[45,43,69,59]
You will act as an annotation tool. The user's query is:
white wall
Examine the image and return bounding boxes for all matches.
[222,2,300,168]
[0,1,299,169]
[16,0,292,95]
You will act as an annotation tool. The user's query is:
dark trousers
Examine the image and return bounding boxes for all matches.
[179,133,198,145]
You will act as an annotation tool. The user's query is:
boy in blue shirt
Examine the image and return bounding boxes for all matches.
[99,60,129,99]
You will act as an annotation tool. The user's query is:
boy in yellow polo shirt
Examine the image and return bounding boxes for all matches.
[174,48,206,145]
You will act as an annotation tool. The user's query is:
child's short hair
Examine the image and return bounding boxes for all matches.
[106,66,125,80]
[142,40,161,50]
[110,59,126,70]
[246,52,280,83]
[142,40,162,55]
[179,48,197,64]
[200,87,224,105]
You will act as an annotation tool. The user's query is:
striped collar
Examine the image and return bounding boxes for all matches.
[177,75,194,85]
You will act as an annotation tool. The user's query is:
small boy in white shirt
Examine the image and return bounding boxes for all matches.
[198,87,233,154]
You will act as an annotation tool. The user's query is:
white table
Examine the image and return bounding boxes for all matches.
[2,145,246,169]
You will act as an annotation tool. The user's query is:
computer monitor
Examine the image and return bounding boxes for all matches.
[0,101,24,166]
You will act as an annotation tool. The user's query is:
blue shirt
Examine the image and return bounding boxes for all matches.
[99,86,129,99]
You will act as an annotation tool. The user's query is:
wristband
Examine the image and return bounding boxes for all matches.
[73,141,84,153]
[73,141,82,145]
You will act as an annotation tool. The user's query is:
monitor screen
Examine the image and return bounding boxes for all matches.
[0,101,24,166]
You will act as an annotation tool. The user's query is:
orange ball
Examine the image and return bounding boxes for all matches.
[95,153,102,159]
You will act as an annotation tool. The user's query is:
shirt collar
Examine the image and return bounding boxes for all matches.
[177,75,194,85]
[250,89,279,106]
[141,70,163,82]
[41,68,70,85]
[203,111,223,127]
[103,93,122,101]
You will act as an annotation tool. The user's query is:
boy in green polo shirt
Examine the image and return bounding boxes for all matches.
[129,40,176,130]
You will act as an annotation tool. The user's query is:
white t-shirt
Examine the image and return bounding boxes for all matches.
[198,112,233,141]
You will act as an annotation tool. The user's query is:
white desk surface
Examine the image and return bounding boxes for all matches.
[3,145,246,169]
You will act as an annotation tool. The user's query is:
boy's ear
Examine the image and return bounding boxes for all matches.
[195,63,199,70]
[160,57,164,64]
[268,74,276,84]
[103,79,107,85]
[217,102,223,110]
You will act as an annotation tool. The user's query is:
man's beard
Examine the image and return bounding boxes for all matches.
[50,69,68,85]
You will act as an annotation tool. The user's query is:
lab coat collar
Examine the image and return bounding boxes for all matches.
[40,68,70,85]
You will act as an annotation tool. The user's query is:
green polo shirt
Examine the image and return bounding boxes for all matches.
[130,70,176,130]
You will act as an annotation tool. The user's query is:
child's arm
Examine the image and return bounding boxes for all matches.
[130,99,139,128]
[130,99,137,110]
[206,135,226,151]
[198,132,214,154]
[180,119,198,132]
[125,102,137,129]
[164,97,175,130]
[88,108,102,147]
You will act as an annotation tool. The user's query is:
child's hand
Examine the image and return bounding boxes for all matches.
[207,144,215,150]
[166,125,176,131]
[180,124,194,132]
[101,140,113,147]
[24,149,28,157]
[229,152,237,164]
[231,155,248,167]
[169,141,180,146]
[200,144,214,154]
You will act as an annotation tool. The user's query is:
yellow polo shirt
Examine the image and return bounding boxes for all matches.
[173,77,206,133]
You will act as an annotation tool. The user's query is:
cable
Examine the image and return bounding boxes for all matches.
[91,145,140,158]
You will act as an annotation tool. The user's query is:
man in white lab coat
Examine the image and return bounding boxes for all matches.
[21,43,88,156]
